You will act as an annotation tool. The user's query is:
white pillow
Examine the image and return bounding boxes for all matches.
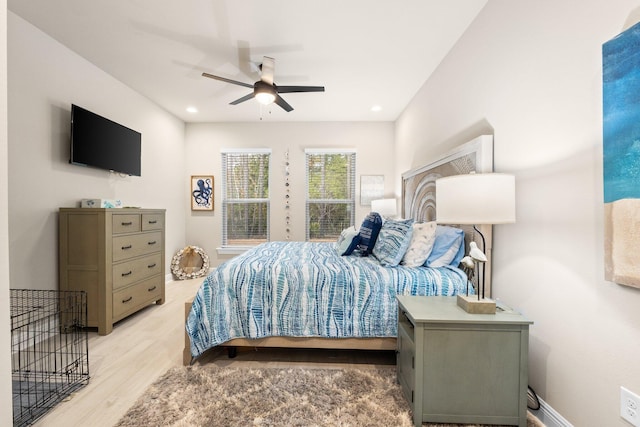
[334,226,359,255]
[401,221,437,267]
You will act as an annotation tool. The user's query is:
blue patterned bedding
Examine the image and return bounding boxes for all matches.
[186,241,469,358]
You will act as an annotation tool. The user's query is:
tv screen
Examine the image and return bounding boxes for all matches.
[70,104,142,176]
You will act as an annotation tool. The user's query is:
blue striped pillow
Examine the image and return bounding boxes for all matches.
[372,218,415,266]
[355,212,383,255]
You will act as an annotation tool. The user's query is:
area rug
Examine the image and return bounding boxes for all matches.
[116,365,544,427]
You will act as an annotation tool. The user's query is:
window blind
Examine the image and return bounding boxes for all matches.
[305,151,356,241]
[221,151,270,246]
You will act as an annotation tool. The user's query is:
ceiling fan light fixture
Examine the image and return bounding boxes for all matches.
[255,91,276,105]
[254,81,277,105]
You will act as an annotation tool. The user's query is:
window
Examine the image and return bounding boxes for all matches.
[305,149,356,241]
[221,149,270,247]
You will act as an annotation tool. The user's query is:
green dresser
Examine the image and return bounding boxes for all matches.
[396,296,533,427]
[59,208,166,335]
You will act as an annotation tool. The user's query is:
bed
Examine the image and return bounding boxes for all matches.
[183,135,494,365]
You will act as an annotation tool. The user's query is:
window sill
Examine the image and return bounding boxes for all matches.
[216,246,253,255]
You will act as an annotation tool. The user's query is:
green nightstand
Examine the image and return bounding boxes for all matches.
[396,295,533,427]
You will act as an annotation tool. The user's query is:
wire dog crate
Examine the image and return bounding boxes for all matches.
[10,289,90,427]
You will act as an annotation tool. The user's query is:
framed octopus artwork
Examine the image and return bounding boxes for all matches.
[191,175,214,211]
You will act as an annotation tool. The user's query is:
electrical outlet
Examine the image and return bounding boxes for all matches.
[621,387,640,426]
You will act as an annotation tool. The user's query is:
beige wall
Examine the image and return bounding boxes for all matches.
[7,12,187,290]
[185,121,395,266]
[1,1,11,425]
[395,0,640,425]
[4,13,187,424]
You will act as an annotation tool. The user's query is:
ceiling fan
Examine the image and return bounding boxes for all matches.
[202,56,325,112]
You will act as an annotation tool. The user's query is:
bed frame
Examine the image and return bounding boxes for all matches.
[183,298,396,365]
[183,135,494,365]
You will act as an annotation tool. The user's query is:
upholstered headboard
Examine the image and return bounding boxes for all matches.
[401,135,494,296]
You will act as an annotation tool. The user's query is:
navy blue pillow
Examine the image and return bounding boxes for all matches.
[356,212,383,256]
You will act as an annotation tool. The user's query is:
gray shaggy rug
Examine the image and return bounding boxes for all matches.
[116,366,544,427]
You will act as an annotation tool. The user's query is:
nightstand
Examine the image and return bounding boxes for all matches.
[396,295,532,427]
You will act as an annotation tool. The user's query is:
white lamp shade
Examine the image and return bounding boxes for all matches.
[371,198,397,217]
[435,173,516,224]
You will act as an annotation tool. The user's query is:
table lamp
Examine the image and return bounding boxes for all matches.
[371,198,398,219]
[435,173,516,314]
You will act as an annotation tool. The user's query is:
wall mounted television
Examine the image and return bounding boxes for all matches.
[70,104,142,176]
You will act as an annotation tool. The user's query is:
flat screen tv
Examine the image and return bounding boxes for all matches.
[70,104,142,176]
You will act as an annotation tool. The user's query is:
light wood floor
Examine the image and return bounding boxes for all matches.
[32,278,396,427]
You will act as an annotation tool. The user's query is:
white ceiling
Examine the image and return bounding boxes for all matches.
[8,0,487,123]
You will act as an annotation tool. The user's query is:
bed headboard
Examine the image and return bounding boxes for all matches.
[401,135,494,296]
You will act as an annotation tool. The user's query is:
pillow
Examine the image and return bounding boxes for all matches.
[372,218,415,267]
[425,225,465,268]
[334,226,360,256]
[355,212,383,255]
[401,221,438,267]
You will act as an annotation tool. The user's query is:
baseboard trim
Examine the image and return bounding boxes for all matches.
[531,396,573,427]
[165,269,213,284]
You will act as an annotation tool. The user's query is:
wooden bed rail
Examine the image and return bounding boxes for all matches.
[183,298,194,365]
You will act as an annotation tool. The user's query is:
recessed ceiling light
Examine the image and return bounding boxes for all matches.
[371,105,382,112]
[186,106,198,113]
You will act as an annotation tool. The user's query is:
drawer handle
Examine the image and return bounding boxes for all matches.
[147,263,157,269]
[122,296,133,303]
[148,241,157,245]
[121,221,133,226]
[148,286,157,292]
[121,245,132,250]
[148,220,157,224]
[121,271,132,277]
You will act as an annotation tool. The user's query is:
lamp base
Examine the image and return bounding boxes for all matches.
[457,294,496,314]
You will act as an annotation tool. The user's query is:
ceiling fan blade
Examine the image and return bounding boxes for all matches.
[276,86,325,93]
[230,93,255,105]
[274,95,293,112]
[202,72,253,89]
[261,56,275,85]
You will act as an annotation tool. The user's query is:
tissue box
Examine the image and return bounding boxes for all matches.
[81,199,123,208]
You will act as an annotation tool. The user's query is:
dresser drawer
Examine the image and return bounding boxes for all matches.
[112,231,163,262]
[142,213,164,231]
[112,253,162,290]
[112,214,141,234]
[112,276,163,320]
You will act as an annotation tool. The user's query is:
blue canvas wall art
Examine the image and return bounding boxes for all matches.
[603,22,640,288]
[603,22,640,203]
